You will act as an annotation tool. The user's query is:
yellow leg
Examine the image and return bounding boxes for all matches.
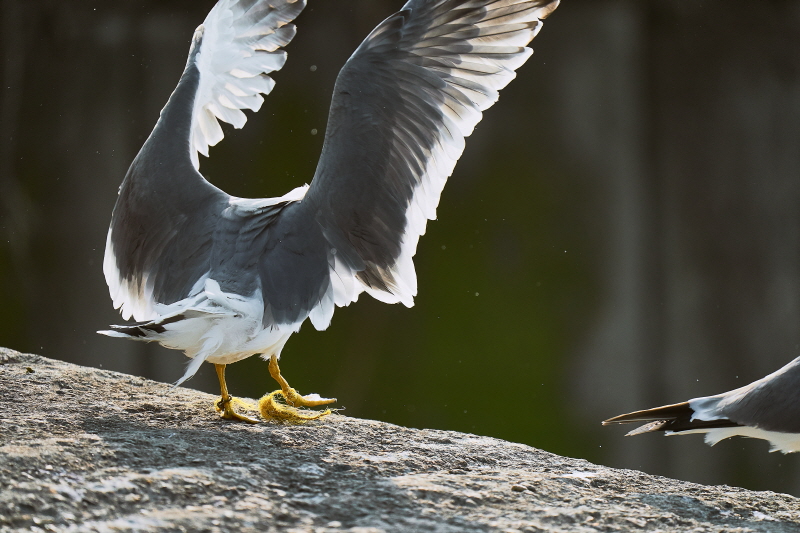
[258,354,336,422]
[214,364,259,424]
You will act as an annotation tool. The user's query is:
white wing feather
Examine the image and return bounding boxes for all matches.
[189,0,306,169]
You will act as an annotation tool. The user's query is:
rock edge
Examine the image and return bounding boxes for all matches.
[1,347,799,532]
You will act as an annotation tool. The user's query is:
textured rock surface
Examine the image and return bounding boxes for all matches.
[1,347,799,533]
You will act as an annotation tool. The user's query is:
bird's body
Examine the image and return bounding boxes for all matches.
[603,356,800,453]
[101,0,560,421]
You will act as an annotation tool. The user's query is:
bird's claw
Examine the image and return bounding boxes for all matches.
[260,354,336,422]
[258,389,333,422]
[282,387,337,408]
[215,395,259,424]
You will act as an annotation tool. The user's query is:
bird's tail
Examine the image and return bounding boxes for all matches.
[99,311,212,389]
[97,313,187,340]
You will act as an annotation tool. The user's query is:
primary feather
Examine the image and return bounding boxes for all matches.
[190,0,305,169]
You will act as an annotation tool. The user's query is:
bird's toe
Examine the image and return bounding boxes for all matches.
[258,390,332,423]
[215,396,260,424]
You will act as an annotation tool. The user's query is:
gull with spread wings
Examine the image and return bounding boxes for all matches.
[100,0,560,423]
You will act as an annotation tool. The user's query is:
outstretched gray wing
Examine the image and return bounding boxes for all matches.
[304,0,559,309]
[104,0,306,322]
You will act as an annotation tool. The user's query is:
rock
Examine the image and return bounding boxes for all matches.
[1,347,799,532]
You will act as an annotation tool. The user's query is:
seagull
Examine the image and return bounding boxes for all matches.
[100,0,560,423]
[603,356,800,453]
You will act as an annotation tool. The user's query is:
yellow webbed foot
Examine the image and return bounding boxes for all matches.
[258,390,333,422]
[214,363,259,424]
[259,354,336,423]
[215,396,259,424]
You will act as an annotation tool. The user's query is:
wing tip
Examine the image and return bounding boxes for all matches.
[189,0,306,165]
[536,0,561,20]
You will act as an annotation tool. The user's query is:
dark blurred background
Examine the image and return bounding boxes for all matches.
[2,0,800,495]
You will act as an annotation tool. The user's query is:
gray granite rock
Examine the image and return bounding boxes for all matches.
[1,347,799,532]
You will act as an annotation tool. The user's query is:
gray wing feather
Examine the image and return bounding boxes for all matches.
[305,0,559,306]
[712,356,800,433]
[104,52,229,321]
[105,0,308,323]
